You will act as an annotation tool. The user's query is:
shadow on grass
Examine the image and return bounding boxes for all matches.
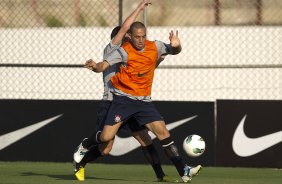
[21,172,153,182]
[21,172,75,180]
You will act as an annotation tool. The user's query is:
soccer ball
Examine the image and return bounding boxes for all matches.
[183,134,205,157]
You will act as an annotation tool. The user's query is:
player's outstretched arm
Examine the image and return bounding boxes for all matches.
[112,0,151,45]
[169,30,182,55]
[84,59,109,73]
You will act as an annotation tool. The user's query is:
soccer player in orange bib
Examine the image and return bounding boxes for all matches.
[79,21,202,182]
[73,1,173,182]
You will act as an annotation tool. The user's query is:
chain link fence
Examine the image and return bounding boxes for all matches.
[0,0,281,101]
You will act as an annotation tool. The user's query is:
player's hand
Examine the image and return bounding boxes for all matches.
[169,30,181,47]
[140,0,152,10]
[84,59,97,71]
[143,0,152,5]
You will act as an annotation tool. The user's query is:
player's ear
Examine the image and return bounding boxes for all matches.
[121,33,130,43]
[126,33,132,41]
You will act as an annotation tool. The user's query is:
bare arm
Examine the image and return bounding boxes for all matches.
[112,0,151,45]
[169,30,182,55]
[84,59,110,73]
[84,1,150,73]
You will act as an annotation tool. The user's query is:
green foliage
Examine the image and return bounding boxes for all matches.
[78,13,87,27]
[44,15,64,28]
[97,14,108,27]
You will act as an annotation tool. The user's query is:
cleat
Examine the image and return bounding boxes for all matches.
[157,175,179,182]
[188,165,202,177]
[181,175,191,183]
[74,162,85,181]
[181,165,202,183]
[73,138,89,163]
[74,166,85,181]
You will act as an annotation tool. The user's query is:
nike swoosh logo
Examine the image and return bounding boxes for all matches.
[110,116,197,156]
[137,70,150,77]
[137,73,144,77]
[0,114,62,150]
[232,115,282,157]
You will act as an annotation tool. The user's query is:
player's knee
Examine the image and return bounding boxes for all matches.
[162,128,170,138]
[146,120,170,139]
[100,133,114,142]
[156,126,170,140]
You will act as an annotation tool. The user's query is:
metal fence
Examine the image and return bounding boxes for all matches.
[0,0,281,101]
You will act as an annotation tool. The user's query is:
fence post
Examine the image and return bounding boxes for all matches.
[256,0,262,25]
[214,0,221,25]
[119,0,123,26]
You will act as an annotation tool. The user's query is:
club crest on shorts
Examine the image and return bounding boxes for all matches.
[114,115,122,123]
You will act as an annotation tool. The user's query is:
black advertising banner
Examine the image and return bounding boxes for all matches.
[0,100,215,166]
[216,100,282,168]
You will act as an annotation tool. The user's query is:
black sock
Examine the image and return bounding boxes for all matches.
[160,137,185,176]
[142,144,165,179]
[82,131,102,149]
[80,145,102,167]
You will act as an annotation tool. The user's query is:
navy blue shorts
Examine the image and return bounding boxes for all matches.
[96,100,111,131]
[104,95,163,127]
[96,100,146,132]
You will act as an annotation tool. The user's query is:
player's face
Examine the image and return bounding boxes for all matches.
[130,27,146,50]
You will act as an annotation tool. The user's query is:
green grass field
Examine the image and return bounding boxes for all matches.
[0,161,281,184]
